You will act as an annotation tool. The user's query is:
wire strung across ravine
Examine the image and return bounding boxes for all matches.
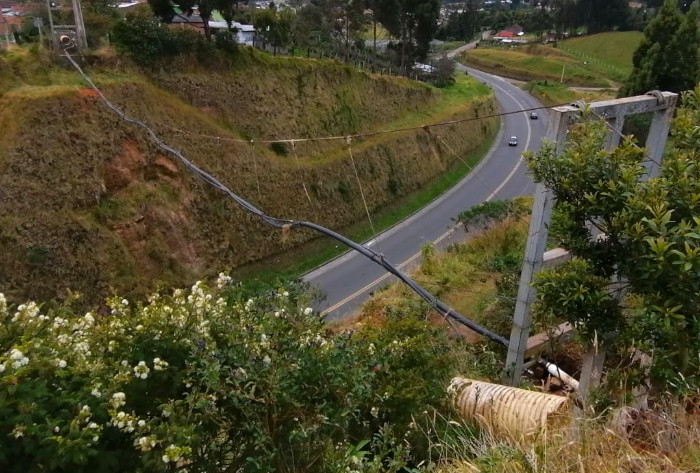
[60,49,532,347]
[156,103,571,145]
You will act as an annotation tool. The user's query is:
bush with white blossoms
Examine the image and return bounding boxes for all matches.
[0,280,464,473]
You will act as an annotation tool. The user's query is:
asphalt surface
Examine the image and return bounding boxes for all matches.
[303,65,548,321]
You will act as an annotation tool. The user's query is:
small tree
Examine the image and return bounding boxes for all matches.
[431,55,456,87]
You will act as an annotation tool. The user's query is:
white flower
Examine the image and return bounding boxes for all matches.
[92,435,99,442]
[216,272,232,288]
[370,407,379,418]
[91,388,102,398]
[153,358,169,371]
[88,422,98,429]
[0,293,6,312]
[263,355,271,365]
[121,299,129,306]
[162,455,170,464]
[303,307,313,316]
[9,349,24,360]
[133,361,150,380]
[138,419,146,427]
[283,291,289,297]
[57,359,67,369]
[84,312,95,325]
[81,405,91,413]
[10,350,29,369]
[11,426,25,438]
[0,363,5,373]
[54,426,60,433]
[111,392,126,408]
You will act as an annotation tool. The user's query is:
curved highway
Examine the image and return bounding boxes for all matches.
[304,65,548,321]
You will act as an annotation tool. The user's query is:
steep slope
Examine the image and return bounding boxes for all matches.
[0,47,498,306]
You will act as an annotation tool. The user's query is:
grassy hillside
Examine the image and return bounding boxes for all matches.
[0,46,498,306]
[461,42,632,86]
[523,80,616,107]
[461,44,610,87]
[559,31,643,75]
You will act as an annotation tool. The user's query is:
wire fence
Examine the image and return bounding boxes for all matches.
[251,38,435,82]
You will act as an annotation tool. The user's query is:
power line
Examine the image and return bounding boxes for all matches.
[62,49,510,347]
[157,102,570,146]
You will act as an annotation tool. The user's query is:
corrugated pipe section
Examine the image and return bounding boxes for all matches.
[449,377,572,439]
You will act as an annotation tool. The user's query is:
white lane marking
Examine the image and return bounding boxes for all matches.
[321,72,535,317]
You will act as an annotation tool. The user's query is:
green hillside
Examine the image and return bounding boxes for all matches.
[559,31,643,74]
[0,46,498,306]
[461,44,612,87]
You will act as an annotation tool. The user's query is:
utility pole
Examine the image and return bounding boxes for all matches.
[1,7,11,49]
[504,104,578,386]
[46,0,87,51]
[504,91,679,388]
[560,63,565,83]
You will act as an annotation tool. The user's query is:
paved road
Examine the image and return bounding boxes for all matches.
[303,65,548,321]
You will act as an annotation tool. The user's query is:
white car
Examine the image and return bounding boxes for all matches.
[508,136,518,146]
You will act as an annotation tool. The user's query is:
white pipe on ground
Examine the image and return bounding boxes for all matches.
[539,358,580,391]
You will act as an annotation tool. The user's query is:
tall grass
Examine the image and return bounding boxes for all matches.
[422,395,700,473]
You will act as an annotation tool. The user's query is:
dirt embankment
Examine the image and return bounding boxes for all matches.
[0,56,497,306]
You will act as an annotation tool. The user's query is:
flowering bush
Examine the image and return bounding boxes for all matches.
[0,276,462,472]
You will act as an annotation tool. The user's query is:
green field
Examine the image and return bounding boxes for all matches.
[559,31,643,74]
[461,44,613,87]
[462,33,644,87]
[358,23,395,41]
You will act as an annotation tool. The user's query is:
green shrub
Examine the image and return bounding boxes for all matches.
[337,180,352,201]
[0,279,462,472]
[110,6,202,67]
[457,198,529,230]
[270,141,289,156]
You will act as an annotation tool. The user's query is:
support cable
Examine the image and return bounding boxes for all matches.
[346,137,378,243]
[62,49,509,347]
[157,104,572,146]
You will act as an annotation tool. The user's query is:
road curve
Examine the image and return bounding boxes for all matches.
[304,65,548,321]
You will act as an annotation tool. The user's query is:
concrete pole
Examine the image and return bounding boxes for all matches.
[644,94,678,178]
[72,0,87,48]
[504,105,578,386]
[1,9,11,49]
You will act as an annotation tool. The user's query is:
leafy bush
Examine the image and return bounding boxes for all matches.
[0,278,461,472]
[270,141,289,156]
[457,198,529,230]
[111,7,197,67]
